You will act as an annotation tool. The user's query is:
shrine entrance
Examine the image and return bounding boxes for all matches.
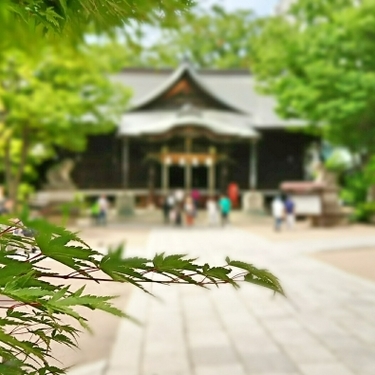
[138,124,259,200]
[192,166,207,189]
[158,151,217,194]
[169,166,184,188]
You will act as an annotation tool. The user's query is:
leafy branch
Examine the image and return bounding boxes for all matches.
[2,0,195,35]
[0,217,284,374]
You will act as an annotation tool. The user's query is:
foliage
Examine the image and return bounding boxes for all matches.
[351,201,375,223]
[0,217,284,374]
[0,1,285,375]
[100,5,257,69]
[0,45,130,203]
[324,149,351,174]
[0,0,194,36]
[340,156,375,220]
[251,0,375,156]
[340,171,368,206]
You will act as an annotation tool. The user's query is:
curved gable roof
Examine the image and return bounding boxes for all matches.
[119,110,259,139]
[130,61,247,114]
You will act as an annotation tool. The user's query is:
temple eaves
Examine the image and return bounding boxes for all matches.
[129,61,249,114]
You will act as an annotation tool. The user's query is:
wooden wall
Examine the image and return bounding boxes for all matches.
[69,130,313,192]
[71,134,122,189]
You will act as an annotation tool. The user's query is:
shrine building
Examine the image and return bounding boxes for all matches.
[69,61,313,207]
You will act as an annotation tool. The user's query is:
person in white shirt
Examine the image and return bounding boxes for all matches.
[206,197,219,226]
[167,193,175,208]
[174,189,184,204]
[271,196,284,232]
[97,195,109,225]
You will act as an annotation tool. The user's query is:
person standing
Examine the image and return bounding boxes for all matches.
[174,205,182,226]
[174,189,184,206]
[191,189,200,212]
[161,196,170,224]
[206,197,219,226]
[228,182,239,209]
[284,195,295,229]
[271,195,284,232]
[97,195,109,226]
[219,194,231,226]
[184,196,195,226]
[167,193,175,210]
[90,200,100,225]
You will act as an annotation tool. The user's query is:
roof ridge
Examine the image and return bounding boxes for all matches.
[129,63,250,113]
[120,66,251,76]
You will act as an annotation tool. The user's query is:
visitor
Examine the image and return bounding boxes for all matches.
[219,194,231,226]
[90,200,100,225]
[174,205,183,226]
[228,182,240,209]
[184,196,195,226]
[161,196,170,224]
[284,195,295,229]
[191,188,200,212]
[174,189,184,205]
[167,193,175,210]
[271,195,284,232]
[97,195,109,226]
[206,197,219,226]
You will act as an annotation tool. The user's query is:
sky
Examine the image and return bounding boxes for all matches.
[202,0,280,16]
[108,0,280,47]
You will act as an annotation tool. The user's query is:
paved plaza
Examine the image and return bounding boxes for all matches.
[69,223,375,375]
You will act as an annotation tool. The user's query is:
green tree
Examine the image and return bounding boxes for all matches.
[0,0,194,35]
[0,45,129,204]
[251,0,375,159]
[106,5,257,69]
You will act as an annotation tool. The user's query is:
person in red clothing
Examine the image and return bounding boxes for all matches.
[191,188,200,211]
[227,182,239,209]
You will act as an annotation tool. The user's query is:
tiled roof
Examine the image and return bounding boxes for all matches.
[113,63,303,129]
[119,109,260,138]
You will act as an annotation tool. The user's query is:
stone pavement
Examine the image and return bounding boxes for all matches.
[73,226,375,375]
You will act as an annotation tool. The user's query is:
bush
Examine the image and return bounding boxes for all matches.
[352,201,375,223]
[340,171,368,206]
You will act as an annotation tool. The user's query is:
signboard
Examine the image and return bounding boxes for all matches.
[292,195,322,215]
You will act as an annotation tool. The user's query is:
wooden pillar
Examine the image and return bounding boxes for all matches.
[185,162,192,191]
[148,164,155,204]
[162,146,170,194]
[122,137,129,189]
[209,163,215,195]
[249,139,258,190]
[208,147,216,195]
[185,137,192,192]
[162,163,169,193]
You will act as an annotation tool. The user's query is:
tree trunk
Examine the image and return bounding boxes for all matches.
[360,152,375,202]
[367,186,375,202]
